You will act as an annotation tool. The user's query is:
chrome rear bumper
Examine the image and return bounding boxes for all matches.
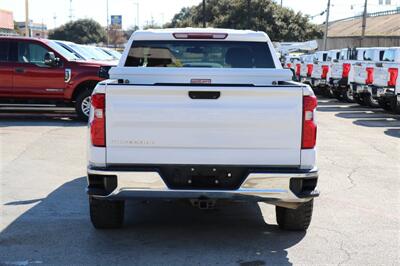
[87,166,319,207]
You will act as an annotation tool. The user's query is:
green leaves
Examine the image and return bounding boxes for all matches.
[165,0,323,42]
[49,19,107,44]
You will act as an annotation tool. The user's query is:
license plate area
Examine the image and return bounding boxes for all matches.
[159,166,248,190]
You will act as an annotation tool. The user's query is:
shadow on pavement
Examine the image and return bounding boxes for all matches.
[384,129,400,138]
[317,98,400,134]
[0,117,86,128]
[0,177,305,265]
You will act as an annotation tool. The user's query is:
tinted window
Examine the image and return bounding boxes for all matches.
[364,50,374,61]
[382,49,395,62]
[126,41,275,68]
[0,41,10,62]
[18,42,50,66]
[379,50,385,61]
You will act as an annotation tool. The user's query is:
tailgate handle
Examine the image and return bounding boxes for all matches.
[189,91,220,100]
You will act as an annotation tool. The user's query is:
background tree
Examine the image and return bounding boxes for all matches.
[164,0,323,42]
[49,19,106,44]
[108,25,126,48]
[124,25,139,39]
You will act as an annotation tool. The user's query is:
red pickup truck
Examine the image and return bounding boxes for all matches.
[0,37,113,120]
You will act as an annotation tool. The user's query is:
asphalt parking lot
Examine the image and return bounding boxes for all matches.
[0,99,399,265]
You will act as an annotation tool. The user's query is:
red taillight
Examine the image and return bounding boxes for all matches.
[173,32,228,39]
[365,67,374,85]
[321,65,329,79]
[90,93,106,147]
[307,64,313,77]
[286,63,292,69]
[302,95,317,149]
[296,64,301,75]
[342,63,351,78]
[388,68,398,87]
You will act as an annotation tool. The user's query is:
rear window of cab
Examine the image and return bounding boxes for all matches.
[125,41,275,68]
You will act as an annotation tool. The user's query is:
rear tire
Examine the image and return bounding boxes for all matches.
[322,86,334,98]
[75,88,93,121]
[363,94,380,108]
[333,89,343,101]
[353,94,366,106]
[378,98,392,111]
[389,97,400,114]
[342,87,355,103]
[276,199,313,231]
[89,197,125,229]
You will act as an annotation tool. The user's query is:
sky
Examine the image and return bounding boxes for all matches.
[0,0,399,30]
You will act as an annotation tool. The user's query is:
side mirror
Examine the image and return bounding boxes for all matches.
[44,52,60,67]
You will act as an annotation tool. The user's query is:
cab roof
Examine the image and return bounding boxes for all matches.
[131,28,271,42]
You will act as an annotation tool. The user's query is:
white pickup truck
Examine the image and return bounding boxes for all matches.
[86,28,319,230]
[329,48,368,102]
[311,50,340,96]
[298,54,315,84]
[351,47,387,107]
[372,47,400,113]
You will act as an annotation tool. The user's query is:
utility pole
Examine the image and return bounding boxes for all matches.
[202,0,206,28]
[247,0,251,29]
[53,14,57,29]
[281,0,283,7]
[106,0,109,47]
[69,0,73,21]
[133,2,139,30]
[361,0,368,46]
[25,0,29,37]
[323,0,331,51]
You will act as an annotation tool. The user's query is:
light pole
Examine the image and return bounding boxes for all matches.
[25,0,29,37]
[323,0,331,51]
[361,0,368,46]
[106,0,109,46]
[133,2,139,29]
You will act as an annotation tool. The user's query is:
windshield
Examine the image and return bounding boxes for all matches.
[125,41,275,68]
[47,40,82,61]
[84,46,114,61]
[101,48,122,59]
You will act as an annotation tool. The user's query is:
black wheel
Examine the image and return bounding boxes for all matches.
[312,86,321,95]
[362,94,380,108]
[342,87,355,103]
[89,196,125,229]
[377,98,392,111]
[353,94,366,106]
[389,97,400,114]
[75,88,93,121]
[332,89,343,101]
[322,86,334,98]
[276,199,313,231]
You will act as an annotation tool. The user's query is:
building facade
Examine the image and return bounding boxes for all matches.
[0,9,17,36]
[16,21,48,38]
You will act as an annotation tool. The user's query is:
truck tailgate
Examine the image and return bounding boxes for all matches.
[105,84,303,166]
[330,63,343,79]
[373,67,389,87]
[353,65,367,84]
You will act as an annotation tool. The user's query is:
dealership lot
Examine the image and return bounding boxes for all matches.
[0,99,399,265]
